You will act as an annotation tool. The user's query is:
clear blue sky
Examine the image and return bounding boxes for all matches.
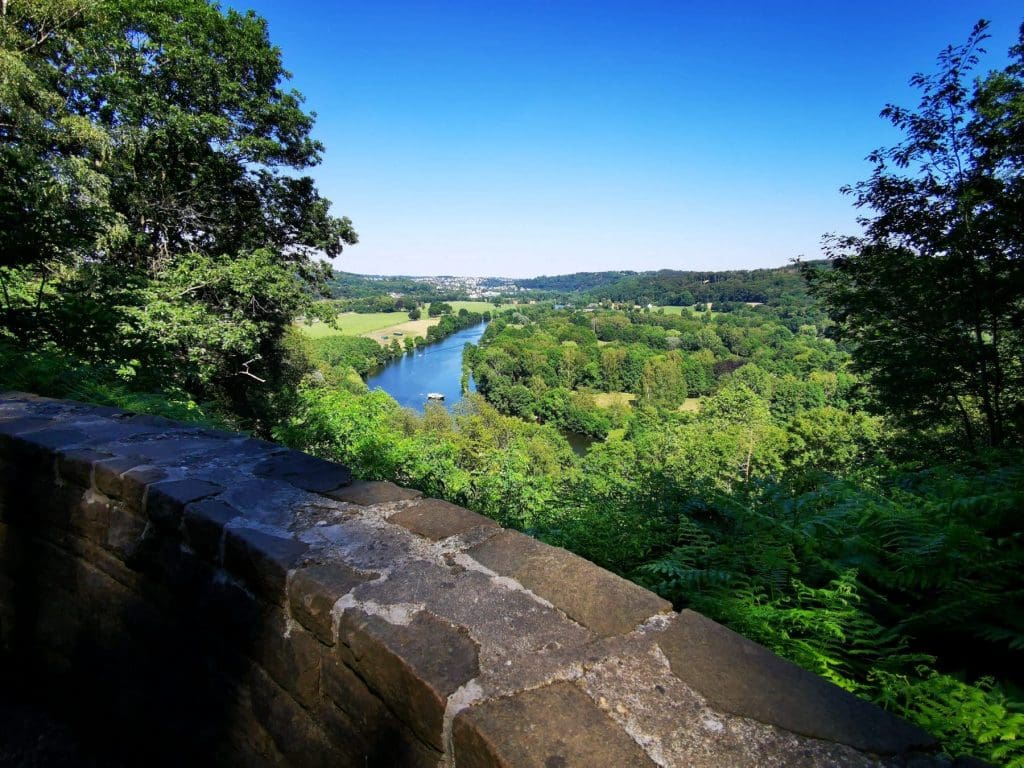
[232,1,1022,278]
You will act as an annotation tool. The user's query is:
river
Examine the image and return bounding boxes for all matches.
[365,321,595,455]
[365,322,488,412]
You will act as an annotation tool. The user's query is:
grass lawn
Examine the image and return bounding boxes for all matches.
[363,317,438,345]
[296,312,410,338]
[654,305,720,316]
[592,392,636,408]
[679,398,702,412]
[446,301,498,314]
[297,302,492,343]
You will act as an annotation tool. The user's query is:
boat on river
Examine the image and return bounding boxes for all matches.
[426,392,445,401]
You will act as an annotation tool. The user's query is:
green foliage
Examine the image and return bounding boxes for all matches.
[275,389,573,528]
[425,311,483,344]
[0,340,219,426]
[282,281,1024,764]
[308,335,391,377]
[874,670,1024,768]
[327,272,459,302]
[0,0,355,432]
[5,7,1023,762]
[516,265,821,314]
[808,21,1024,450]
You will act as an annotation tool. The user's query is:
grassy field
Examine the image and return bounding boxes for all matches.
[448,301,498,314]
[654,305,724,318]
[363,317,437,344]
[679,398,702,412]
[592,392,636,408]
[297,312,409,338]
[298,302,492,343]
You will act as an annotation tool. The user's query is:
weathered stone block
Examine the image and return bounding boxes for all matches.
[92,455,147,498]
[119,464,168,511]
[468,530,671,638]
[246,664,340,768]
[56,449,113,487]
[453,681,656,768]
[197,575,262,651]
[223,691,291,768]
[224,526,309,604]
[288,562,378,645]
[319,651,445,768]
[320,649,393,734]
[105,502,149,564]
[220,478,303,528]
[250,608,323,710]
[68,488,112,543]
[182,498,240,563]
[33,480,85,535]
[337,609,479,750]
[254,450,352,493]
[117,433,233,464]
[145,478,223,530]
[64,533,143,593]
[73,557,141,641]
[324,480,422,505]
[7,427,86,452]
[389,498,499,541]
[141,536,209,593]
[0,415,54,435]
[655,610,935,754]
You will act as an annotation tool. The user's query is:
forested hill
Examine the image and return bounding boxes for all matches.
[522,263,820,306]
[332,262,823,307]
[328,272,448,300]
[515,270,639,293]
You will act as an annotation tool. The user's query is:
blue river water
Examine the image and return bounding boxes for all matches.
[365,322,488,412]
[365,321,595,455]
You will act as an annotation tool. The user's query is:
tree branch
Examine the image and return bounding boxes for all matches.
[236,356,266,383]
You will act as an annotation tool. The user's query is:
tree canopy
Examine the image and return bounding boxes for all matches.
[0,0,355,429]
[808,21,1024,450]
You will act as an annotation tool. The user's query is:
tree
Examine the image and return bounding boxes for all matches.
[408,308,421,320]
[808,21,1024,449]
[0,0,356,429]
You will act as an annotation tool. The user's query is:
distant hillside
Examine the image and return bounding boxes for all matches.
[579,264,817,306]
[521,263,823,307]
[327,273,449,300]
[330,262,826,307]
[516,271,639,292]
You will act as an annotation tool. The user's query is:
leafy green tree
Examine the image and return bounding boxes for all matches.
[808,21,1024,449]
[783,406,882,478]
[640,351,688,409]
[0,0,114,279]
[1,0,356,429]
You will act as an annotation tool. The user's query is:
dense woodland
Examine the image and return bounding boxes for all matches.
[518,264,820,308]
[3,2,1024,764]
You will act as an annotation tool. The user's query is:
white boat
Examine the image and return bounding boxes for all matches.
[426,392,445,401]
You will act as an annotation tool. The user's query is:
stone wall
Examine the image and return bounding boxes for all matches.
[0,392,953,767]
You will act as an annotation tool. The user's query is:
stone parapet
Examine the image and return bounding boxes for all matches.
[0,392,950,767]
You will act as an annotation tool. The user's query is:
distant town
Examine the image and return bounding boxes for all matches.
[358,274,523,299]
